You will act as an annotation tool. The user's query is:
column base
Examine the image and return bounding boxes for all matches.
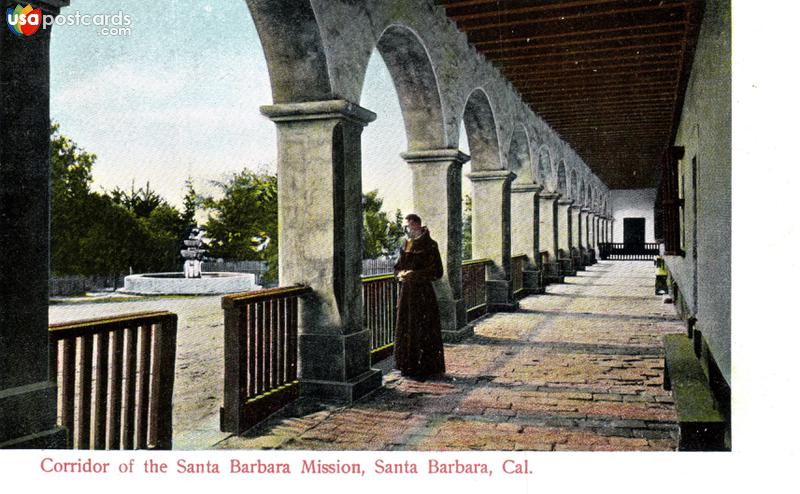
[301,369,383,404]
[434,285,458,333]
[299,329,383,403]
[0,381,64,448]
[522,269,546,295]
[442,324,475,343]
[486,280,518,312]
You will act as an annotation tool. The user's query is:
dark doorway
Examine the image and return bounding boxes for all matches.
[623,218,645,246]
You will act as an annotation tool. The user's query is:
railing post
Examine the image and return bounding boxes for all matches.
[152,314,177,450]
[221,301,247,433]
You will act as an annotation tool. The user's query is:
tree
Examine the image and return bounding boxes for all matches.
[180,178,199,231]
[110,181,165,219]
[362,190,403,259]
[50,123,96,275]
[463,193,473,260]
[50,123,192,277]
[201,168,278,279]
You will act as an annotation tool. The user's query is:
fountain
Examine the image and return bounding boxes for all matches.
[120,228,259,295]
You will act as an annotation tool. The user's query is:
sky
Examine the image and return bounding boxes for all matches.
[50,0,471,217]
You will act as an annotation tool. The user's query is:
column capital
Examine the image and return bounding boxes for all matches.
[539,192,560,201]
[581,207,591,213]
[511,182,543,193]
[569,204,583,211]
[557,198,574,206]
[401,148,470,165]
[467,170,516,182]
[261,99,376,126]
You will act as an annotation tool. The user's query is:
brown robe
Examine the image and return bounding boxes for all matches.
[393,227,446,379]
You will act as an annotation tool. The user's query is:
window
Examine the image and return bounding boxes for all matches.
[659,146,685,256]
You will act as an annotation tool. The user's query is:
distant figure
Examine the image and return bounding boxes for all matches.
[393,214,445,380]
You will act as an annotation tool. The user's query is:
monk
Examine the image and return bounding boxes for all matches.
[394,213,446,380]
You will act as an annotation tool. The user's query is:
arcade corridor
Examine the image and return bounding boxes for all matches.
[216,261,681,451]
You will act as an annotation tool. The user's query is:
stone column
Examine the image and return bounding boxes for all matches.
[569,206,582,249]
[557,199,573,256]
[570,205,584,270]
[587,212,597,264]
[402,149,471,341]
[1,0,69,449]
[511,183,543,293]
[538,193,559,258]
[610,219,615,244]
[597,216,606,244]
[262,100,381,402]
[580,208,590,249]
[468,170,517,312]
[538,192,562,284]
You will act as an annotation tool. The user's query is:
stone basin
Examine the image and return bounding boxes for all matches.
[120,272,258,295]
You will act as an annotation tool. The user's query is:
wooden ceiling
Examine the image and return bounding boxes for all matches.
[437,0,705,189]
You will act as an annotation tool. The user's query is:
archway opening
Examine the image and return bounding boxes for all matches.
[359,24,447,270]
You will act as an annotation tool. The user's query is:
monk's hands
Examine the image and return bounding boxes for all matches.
[396,270,413,282]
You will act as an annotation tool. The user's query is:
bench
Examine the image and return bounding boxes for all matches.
[663,334,727,451]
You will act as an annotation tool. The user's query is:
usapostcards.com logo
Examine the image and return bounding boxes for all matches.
[7,3,133,37]
[6,4,41,36]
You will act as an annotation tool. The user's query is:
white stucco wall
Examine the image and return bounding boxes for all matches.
[610,189,657,243]
[665,0,731,385]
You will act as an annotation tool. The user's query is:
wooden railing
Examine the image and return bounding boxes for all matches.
[599,242,661,261]
[220,285,311,434]
[362,273,400,363]
[462,259,490,322]
[49,311,178,450]
[511,254,526,298]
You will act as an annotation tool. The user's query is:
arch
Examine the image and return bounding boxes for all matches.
[507,125,533,183]
[372,24,447,150]
[579,178,586,206]
[536,145,554,191]
[557,160,567,196]
[570,169,578,201]
[588,186,594,209]
[246,0,332,103]
[462,88,502,171]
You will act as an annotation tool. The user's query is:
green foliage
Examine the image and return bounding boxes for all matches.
[201,168,278,280]
[362,190,404,259]
[110,181,165,219]
[463,193,473,260]
[50,124,195,276]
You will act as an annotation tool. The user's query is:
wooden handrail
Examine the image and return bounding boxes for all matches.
[49,311,175,338]
[361,273,396,283]
[49,311,177,450]
[462,258,492,266]
[221,285,312,308]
